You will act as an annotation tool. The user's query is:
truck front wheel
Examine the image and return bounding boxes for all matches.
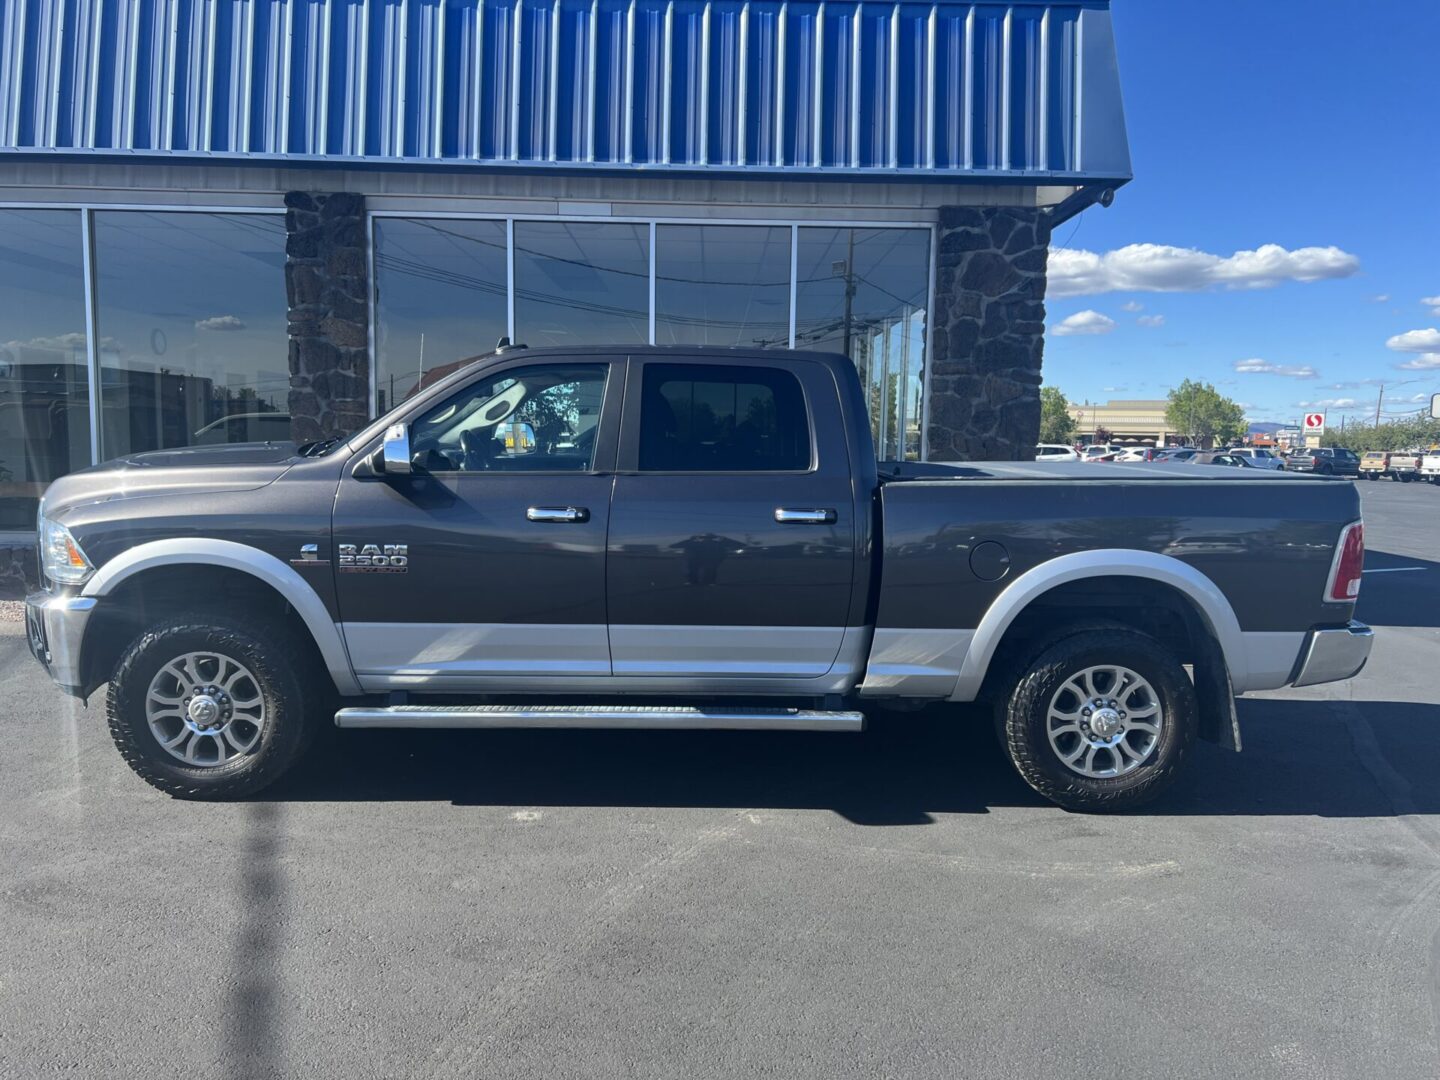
[1001,629,1197,812]
[106,614,318,800]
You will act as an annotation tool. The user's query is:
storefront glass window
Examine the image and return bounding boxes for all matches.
[373,218,509,412]
[794,227,930,460]
[514,221,650,347]
[92,212,289,459]
[654,225,791,348]
[0,209,91,528]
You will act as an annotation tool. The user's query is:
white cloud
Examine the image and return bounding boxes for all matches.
[1120,301,1144,313]
[1136,314,1166,327]
[1421,296,1440,314]
[1297,398,1359,409]
[4,332,89,352]
[1386,328,1440,353]
[1102,385,1129,393]
[1234,358,1318,379]
[1396,353,1440,371]
[194,314,247,332]
[1048,243,1360,298]
[1052,310,1117,336]
[1371,294,1390,303]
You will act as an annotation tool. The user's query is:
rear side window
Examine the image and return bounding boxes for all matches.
[639,363,811,472]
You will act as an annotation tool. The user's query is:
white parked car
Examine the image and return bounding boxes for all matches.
[1081,443,1124,459]
[1035,443,1081,462]
[1223,447,1285,471]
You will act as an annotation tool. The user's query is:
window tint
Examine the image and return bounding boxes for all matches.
[639,364,811,472]
[410,364,607,473]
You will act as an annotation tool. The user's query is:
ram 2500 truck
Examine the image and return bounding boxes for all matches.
[26,346,1372,811]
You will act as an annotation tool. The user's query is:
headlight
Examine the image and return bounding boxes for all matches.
[40,518,95,586]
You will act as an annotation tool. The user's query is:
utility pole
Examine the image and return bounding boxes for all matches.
[1374,383,1384,426]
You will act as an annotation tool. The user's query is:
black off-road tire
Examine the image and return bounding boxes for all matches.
[1001,628,1197,813]
[106,614,320,800]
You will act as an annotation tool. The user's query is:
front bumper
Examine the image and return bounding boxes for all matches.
[25,591,97,695]
[1292,620,1373,688]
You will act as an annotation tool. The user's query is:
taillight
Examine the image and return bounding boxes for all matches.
[1325,521,1364,602]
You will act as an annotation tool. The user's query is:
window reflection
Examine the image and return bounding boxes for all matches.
[655,225,791,348]
[514,221,649,346]
[92,212,288,460]
[0,209,91,528]
[795,227,929,460]
[373,218,508,412]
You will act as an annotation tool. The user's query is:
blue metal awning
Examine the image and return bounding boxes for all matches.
[0,0,1130,182]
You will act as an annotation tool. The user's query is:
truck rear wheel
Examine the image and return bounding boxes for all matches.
[106,614,318,800]
[1001,629,1197,812]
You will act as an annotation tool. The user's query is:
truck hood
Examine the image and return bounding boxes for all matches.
[40,442,300,519]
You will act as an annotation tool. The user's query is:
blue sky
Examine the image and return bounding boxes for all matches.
[1042,0,1440,429]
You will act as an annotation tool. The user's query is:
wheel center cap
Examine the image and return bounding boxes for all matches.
[187,695,222,729]
[1090,707,1123,739]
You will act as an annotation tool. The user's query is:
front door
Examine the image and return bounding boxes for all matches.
[605,357,860,683]
[333,358,621,690]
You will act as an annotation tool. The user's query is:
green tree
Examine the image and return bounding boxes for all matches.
[1039,385,1077,445]
[1325,416,1440,453]
[1165,379,1247,447]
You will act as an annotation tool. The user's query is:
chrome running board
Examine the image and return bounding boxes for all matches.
[334,704,865,732]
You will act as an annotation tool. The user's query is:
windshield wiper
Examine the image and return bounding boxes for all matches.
[297,434,348,457]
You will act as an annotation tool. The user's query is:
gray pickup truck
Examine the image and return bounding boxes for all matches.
[27,345,1372,811]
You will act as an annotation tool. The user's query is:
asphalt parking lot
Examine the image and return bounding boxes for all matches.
[2,479,1437,1080]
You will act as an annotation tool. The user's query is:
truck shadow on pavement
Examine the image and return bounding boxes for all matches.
[1359,549,1440,628]
[260,698,1440,822]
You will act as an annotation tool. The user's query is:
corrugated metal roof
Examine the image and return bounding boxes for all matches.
[0,0,1130,182]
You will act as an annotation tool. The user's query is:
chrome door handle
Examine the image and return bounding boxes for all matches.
[526,506,590,524]
[774,507,837,525]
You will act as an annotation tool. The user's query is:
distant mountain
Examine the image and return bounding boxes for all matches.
[1247,422,1287,436]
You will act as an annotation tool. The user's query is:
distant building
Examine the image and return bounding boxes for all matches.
[1067,399,1172,445]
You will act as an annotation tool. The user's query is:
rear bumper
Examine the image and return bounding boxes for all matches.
[1292,620,1373,688]
[25,591,96,695]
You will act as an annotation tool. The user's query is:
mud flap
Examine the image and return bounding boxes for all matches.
[1193,630,1242,752]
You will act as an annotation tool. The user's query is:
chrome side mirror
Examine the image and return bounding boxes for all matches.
[379,423,413,476]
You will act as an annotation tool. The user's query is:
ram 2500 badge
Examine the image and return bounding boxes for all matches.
[27,346,1372,811]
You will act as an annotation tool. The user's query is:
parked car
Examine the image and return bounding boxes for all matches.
[1421,450,1440,484]
[1082,443,1125,459]
[1153,448,1199,463]
[1118,447,1164,462]
[1035,444,1081,462]
[25,345,1372,813]
[1386,451,1421,482]
[1223,447,1284,471]
[1190,451,1261,468]
[1359,451,1390,480]
[1285,447,1360,477]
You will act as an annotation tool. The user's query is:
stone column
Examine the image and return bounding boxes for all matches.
[925,206,1051,461]
[284,192,371,444]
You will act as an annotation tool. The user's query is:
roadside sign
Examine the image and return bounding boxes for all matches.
[1304,412,1325,431]
[1431,394,1439,420]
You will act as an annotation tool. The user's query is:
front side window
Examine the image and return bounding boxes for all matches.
[410,364,607,472]
[638,364,810,472]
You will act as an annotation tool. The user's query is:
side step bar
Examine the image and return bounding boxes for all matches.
[334,704,865,732]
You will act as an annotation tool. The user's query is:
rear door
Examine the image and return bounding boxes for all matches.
[605,356,860,683]
[333,356,622,688]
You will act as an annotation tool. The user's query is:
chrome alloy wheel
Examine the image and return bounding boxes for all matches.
[1045,664,1163,779]
[145,651,265,767]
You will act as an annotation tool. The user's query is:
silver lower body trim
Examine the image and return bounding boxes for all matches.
[858,627,973,698]
[1291,621,1373,688]
[1234,631,1310,692]
[335,704,865,732]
